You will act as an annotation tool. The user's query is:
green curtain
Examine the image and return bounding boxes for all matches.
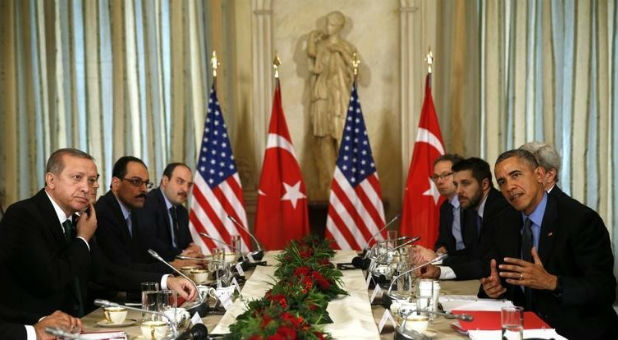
[0,0,213,206]
[431,0,617,278]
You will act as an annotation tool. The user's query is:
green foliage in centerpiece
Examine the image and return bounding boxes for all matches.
[228,235,348,340]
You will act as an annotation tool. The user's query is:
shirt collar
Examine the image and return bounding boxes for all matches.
[160,189,174,210]
[546,184,555,193]
[44,190,71,224]
[522,192,548,227]
[477,191,489,218]
[449,195,460,209]
[114,194,132,220]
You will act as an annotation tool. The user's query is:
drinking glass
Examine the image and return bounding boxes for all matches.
[141,282,159,321]
[501,306,523,340]
[387,230,399,248]
[416,279,434,318]
[231,235,242,260]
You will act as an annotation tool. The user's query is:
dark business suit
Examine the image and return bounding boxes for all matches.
[433,199,471,253]
[442,188,519,280]
[0,320,26,340]
[95,191,170,273]
[480,192,618,340]
[0,189,162,324]
[135,188,193,261]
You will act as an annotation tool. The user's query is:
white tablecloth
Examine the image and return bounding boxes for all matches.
[212,250,380,340]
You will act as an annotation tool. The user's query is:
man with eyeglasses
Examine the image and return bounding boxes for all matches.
[136,163,203,261]
[430,154,464,255]
[413,157,519,280]
[95,157,196,279]
[0,149,196,328]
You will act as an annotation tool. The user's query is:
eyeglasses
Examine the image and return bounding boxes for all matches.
[121,177,153,189]
[430,172,453,182]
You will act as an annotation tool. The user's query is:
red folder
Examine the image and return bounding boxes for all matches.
[451,310,550,331]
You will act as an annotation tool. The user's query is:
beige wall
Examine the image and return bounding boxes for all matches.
[211,0,409,222]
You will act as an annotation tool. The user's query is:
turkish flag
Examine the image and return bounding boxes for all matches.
[254,79,310,250]
[399,74,446,249]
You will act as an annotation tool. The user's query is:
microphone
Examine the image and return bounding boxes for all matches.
[176,323,209,340]
[352,235,421,269]
[94,299,178,337]
[227,215,264,261]
[198,233,233,249]
[387,253,448,295]
[45,327,86,340]
[361,214,401,255]
[147,249,205,309]
[381,253,448,309]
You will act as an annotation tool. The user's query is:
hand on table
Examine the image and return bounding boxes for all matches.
[34,310,82,340]
[167,276,198,301]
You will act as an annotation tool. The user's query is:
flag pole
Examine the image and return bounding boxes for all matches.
[273,53,281,79]
[211,50,219,82]
[425,48,433,74]
[352,52,360,84]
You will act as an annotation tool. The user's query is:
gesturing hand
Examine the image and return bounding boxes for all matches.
[499,247,558,290]
[480,259,506,298]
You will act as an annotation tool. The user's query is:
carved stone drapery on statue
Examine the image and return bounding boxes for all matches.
[307,11,358,201]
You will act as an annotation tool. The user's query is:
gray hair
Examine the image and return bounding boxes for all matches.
[519,141,561,180]
[46,148,94,174]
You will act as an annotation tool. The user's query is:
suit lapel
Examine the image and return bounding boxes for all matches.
[33,190,67,245]
[539,194,558,264]
[106,192,133,241]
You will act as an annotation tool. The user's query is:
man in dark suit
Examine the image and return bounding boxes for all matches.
[414,157,518,280]
[519,141,564,195]
[431,154,465,254]
[480,149,618,340]
[0,309,81,340]
[136,163,202,261]
[95,157,194,273]
[0,148,196,323]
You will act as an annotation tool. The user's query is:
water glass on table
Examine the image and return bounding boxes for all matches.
[141,282,160,321]
[501,306,523,340]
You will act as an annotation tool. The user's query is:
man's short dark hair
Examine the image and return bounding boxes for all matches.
[495,149,539,170]
[162,162,190,179]
[433,153,463,168]
[46,148,94,174]
[452,157,493,187]
[112,156,147,179]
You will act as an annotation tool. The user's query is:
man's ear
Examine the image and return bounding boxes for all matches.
[534,167,545,184]
[481,177,490,191]
[45,172,55,189]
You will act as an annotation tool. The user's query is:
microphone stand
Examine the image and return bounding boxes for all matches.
[147,249,207,313]
[361,214,401,255]
[227,215,264,261]
[94,299,178,338]
[382,253,448,309]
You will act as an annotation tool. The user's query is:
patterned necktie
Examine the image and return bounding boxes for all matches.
[521,218,533,262]
[169,206,179,248]
[62,219,73,243]
[126,215,133,238]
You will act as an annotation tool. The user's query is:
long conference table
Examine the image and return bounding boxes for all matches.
[82,250,479,339]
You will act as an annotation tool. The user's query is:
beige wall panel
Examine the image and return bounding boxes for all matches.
[270,0,401,217]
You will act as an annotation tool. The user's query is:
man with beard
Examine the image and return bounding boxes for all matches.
[480,149,617,339]
[414,157,518,280]
[95,157,194,275]
[136,163,202,261]
[0,149,196,323]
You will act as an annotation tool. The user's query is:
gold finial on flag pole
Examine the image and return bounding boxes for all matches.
[352,52,360,77]
[425,48,433,74]
[211,51,219,78]
[273,53,281,78]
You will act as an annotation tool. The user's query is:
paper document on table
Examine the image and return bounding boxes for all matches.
[448,298,514,311]
[468,328,567,340]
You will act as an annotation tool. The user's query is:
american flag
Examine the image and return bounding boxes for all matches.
[325,82,386,250]
[188,84,250,255]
